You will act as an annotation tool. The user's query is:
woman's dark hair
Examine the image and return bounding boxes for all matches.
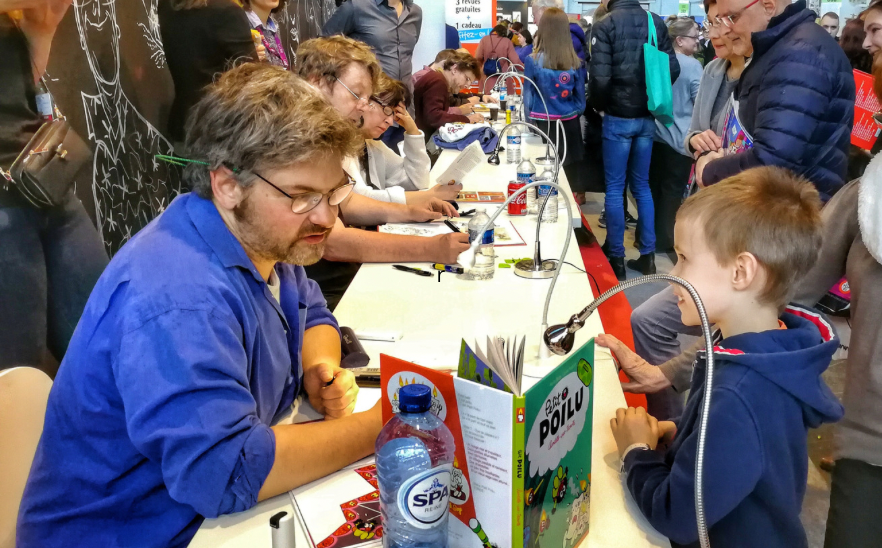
[841,18,873,73]
[372,73,409,108]
[520,29,534,45]
[241,0,289,14]
[493,24,509,37]
[511,22,524,32]
[703,0,716,15]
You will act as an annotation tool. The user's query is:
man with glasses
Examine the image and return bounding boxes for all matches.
[695,0,854,202]
[296,36,470,310]
[17,64,383,547]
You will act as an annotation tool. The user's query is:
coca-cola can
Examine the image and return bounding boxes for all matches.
[508,180,527,215]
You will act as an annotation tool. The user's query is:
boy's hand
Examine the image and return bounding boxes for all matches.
[610,407,659,457]
[658,420,677,444]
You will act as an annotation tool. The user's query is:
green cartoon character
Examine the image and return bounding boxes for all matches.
[552,466,568,514]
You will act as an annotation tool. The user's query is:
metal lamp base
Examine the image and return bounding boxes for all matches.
[513,259,558,279]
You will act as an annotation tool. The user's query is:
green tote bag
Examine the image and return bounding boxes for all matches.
[643,11,674,126]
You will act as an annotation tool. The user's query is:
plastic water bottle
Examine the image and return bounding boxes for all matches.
[376,384,456,548]
[506,124,522,164]
[538,183,559,223]
[517,158,536,213]
[530,165,554,215]
[466,208,495,280]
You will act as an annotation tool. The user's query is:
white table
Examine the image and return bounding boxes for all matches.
[190,140,669,548]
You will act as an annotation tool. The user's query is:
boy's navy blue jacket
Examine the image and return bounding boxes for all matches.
[623,305,844,547]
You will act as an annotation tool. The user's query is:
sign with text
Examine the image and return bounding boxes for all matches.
[852,69,881,151]
[447,0,495,44]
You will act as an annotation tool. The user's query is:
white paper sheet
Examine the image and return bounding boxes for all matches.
[435,140,485,185]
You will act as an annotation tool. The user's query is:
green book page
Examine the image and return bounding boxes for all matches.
[511,394,527,548]
[520,338,595,548]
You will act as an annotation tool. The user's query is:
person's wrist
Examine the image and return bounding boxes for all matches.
[619,443,651,472]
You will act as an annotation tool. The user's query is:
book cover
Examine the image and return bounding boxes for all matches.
[852,69,881,151]
[380,355,494,548]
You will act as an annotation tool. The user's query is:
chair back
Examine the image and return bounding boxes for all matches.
[0,367,52,548]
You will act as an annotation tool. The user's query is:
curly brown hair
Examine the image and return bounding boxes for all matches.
[184,63,363,198]
[295,36,381,90]
[440,51,481,79]
[372,73,408,108]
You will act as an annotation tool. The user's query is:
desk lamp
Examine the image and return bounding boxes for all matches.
[491,71,561,166]
[543,275,716,548]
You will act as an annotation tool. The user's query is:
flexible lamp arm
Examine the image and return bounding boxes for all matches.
[542,274,715,548]
[456,180,573,334]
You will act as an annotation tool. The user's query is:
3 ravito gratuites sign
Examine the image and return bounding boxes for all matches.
[447,0,495,44]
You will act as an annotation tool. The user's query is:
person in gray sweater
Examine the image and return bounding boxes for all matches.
[622,0,747,420]
[642,16,703,270]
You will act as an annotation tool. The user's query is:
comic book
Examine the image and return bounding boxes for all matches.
[380,338,595,548]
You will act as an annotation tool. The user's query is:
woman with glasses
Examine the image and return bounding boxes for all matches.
[347,73,461,205]
[628,1,746,418]
[413,51,484,142]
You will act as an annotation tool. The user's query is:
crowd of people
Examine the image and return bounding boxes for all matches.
[1,0,880,546]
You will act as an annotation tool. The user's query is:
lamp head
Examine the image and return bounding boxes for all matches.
[543,323,575,356]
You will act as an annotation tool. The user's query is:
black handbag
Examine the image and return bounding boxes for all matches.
[8,118,91,208]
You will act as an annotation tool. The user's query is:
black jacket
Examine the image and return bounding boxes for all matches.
[588,0,679,119]
[702,0,854,201]
[158,0,258,142]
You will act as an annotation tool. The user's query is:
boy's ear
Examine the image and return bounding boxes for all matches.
[731,251,762,293]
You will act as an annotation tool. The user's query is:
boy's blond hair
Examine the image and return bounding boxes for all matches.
[676,167,823,307]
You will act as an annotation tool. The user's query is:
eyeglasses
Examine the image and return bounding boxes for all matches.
[678,34,701,40]
[369,99,394,117]
[715,0,760,28]
[702,18,722,30]
[334,76,368,107]
[251,169,355,214]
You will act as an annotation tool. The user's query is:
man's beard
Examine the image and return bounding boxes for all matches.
[233,196,332,266]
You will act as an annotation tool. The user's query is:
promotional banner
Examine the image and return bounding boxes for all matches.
[447,0,496,45]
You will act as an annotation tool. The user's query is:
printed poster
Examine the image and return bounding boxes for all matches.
[447,0,495,44]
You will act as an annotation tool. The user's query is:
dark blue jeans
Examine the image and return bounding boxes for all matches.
[601,114,656,257]
[0,187,108,374]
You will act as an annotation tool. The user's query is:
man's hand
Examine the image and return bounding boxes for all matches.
[610,407,659,457]
[468,96,482,104]
[595,333,671,393]
[394,103,419,135]
[466,113,485,124]
[302,363,359,419]
[406,198,458,221]
[695,150,724,188]
[429,232,471,263]
[689,130,722,158]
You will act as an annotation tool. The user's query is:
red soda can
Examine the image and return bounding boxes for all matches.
[508,180,527,215]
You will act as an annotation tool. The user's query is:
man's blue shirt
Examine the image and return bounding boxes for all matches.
[17,193,338,547]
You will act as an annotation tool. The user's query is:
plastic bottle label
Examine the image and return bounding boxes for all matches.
[396,465,452,529]
[516,172,534,185]
[538,185,558,197]
[35,93,53,120]
[468,228,494,245]
[507,135,521,146]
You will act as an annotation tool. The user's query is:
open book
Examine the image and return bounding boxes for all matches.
[462,336,526,396]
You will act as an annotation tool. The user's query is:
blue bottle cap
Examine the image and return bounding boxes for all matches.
[398,384,432,413]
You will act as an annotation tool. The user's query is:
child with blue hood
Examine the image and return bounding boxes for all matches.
[603,166,844,547]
